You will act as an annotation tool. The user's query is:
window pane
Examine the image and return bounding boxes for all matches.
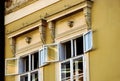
[84,30,92,52]
[65,41,71,59]
[47,45,58,61]
[61,61,70,81]
[40,49,45,66]
[20,74,28,81]
[73,57,83,81]
[76,36,83,55]
[31,52,39,70]
[6,59,17,75]
[21,56,29,73]
[31,71,38,81]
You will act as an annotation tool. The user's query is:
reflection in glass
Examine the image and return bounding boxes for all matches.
[73,57,83,81]
[61,61,70,81]
[31,71,38,81]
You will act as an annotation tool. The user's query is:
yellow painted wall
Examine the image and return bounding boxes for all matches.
[90,0,120,81]
[44,63,56,81]
[5,76,16,81]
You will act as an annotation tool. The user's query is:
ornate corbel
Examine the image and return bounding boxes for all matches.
[83,1,92,30]
[39,19,47,44]
[9,37,16,57]
[48,21,55,43]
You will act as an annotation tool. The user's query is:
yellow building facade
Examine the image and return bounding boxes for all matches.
[5,0,120,81]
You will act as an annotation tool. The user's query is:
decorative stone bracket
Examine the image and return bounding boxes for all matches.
[9,37,16,57]
[48,21,55,43]
[39,19,47,44]
[83,1,92,30]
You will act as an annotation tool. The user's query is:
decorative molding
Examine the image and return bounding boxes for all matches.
[9,37,16,57]
[48,21,55,43]
[46,0,92,22]
[7,24,40,38]
[39,19,47,44]
[55,24,87,42]
[15,41,42,56]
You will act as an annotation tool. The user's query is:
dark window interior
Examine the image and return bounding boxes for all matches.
[31,52,39,70]
[61,61,70,80]
[76,36,83,55]
[31,72,38,81]
[20,75,28,81]
[22,56,29,72]
[65,41,71,59]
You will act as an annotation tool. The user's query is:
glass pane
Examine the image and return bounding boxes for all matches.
[65,41,71,59]
[20,75,28,81]
[31,52,39,70]
[61,61,70,81]
[73,57,83,81]
[31,71,38,81]
[47,45,58,61]
[6,59,17,74]
[76,37,83,55]
[84,31,92,52]
[21,56,29,73]
[40,49,45,66]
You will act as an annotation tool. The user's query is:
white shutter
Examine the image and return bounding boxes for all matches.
[43,43,59,62]
[83,30,93,53]
[59,43,65,61]
[5,58,18,75]
[19,58,23,74]
[39,48,47,66]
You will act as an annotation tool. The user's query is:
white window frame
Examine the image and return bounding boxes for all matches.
[60,55,84,81]
[19,51,41,81]
[60,30,93,81]
[19,69,40,81]
[39,48,48,67]
[43,43,60,63]
[83,30,93,53]
[5,57,19,76]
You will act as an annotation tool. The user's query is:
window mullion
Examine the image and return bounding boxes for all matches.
[39,49,41,67]
[83,55,86,81]
[28,72,30,81]
[31,55,33,70]
[74,39,77,56]
[70,59,73,81]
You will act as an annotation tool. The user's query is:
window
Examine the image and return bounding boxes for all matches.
[60,30,93,81]
[5,49,44,81]
[61,56,83,81]
[60,36,84,61]
[19,51,40,81]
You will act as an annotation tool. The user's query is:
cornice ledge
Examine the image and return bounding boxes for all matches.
[46,0,93,22]
[7,23,40,38]
[15,41,42,56]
